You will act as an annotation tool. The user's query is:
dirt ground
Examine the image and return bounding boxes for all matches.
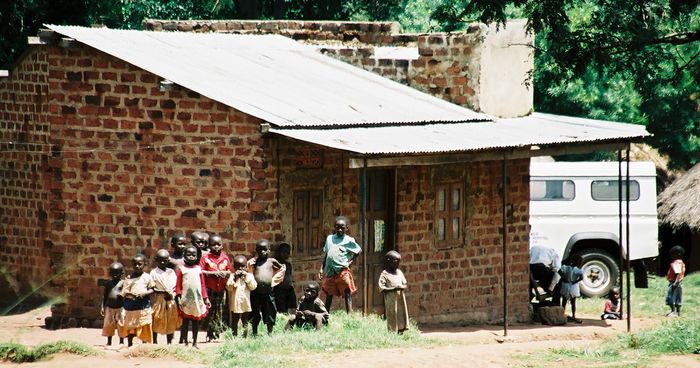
[1,307,698,368]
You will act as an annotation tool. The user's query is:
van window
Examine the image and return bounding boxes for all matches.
[591,180,640,201]
[530,180,575,201]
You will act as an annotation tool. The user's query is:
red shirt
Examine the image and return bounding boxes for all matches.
[199,252,231,292]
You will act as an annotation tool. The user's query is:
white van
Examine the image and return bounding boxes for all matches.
[529,161,659,297]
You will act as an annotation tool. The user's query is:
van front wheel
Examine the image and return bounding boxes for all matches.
[576,249,619,298]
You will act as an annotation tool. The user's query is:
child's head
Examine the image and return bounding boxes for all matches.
[568,254,583,268]
[384,250,401,272]
[609,286,621,299]
[183,246,199,266]
[334,216,349,237]
[276,242,291,262]
[109,262,124,281]
[191,231,209,251]
[255,239,271,259]
[208,234,224,256]
[155,249,170,270]
[132,254,146,274]
[233,254,247,271]
[303,281,321,301]
[170,233,188,255]
[670,245,685,260]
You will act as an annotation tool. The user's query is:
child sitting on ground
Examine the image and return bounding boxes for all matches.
[122,254,155,346]
[248,239,286,336]
[560,255,584,324]
[273,242,296,315]
[150,249,181,344]
[378,250,409,334]
[666,245,686,317]
[176,245,211,347]
[226,255,257,337]
[601,286,622,320]
[100,262,126,346]
[285,281,329,331]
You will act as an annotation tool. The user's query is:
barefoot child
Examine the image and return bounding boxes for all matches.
[560,255,584,324]
[176,245,211,347]
[319,216,362,313]
[378,250,409,334]
[285,281,329,331]
[100,262,126,345]
[666,245,686,317]
[248,239,285,335]
[200,234,231,342]
[601,287,622,320]
[122,254,155,346]
[226,255,257,337]
[273,242,296,315]
[150,249,181,344]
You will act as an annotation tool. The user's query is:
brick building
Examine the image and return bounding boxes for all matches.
[0,21,647,327]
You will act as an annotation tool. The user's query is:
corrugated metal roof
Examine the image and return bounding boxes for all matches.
[47,25,490,127]
[268,112,650,155]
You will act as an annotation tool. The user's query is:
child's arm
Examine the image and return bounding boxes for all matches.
[378,273,392,292]
[270,259,286,287]
[100,284,108,316]
[199,271,211,308]
[245,272,257,291]
[174,269,183,307]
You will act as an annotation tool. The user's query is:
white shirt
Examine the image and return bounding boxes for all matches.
[529,246,562,272]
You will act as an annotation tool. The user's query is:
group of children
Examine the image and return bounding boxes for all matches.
[549,244,687,323]
[100,216,410,347]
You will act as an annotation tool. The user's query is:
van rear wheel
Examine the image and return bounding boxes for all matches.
[576,249,619,298]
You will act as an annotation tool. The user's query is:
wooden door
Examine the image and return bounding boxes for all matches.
[360,169,396,314]
[293,190,323,256]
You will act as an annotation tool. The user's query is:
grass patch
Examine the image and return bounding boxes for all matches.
[214,311,439,368]
[123,344,211,363]
[0,340,98,363]
[524,272,700,367]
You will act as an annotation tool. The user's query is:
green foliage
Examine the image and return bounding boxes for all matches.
[0,340,97,363]
[214,312,436,368]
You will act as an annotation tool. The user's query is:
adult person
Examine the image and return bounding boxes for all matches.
[529,246,562,306]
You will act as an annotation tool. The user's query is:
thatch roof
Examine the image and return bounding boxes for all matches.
[658,163,700,230]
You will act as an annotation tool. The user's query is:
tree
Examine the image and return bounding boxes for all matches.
[432,0,700,169]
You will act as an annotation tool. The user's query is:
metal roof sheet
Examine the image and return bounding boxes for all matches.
[268,112,650,155]
[47,25,490,127]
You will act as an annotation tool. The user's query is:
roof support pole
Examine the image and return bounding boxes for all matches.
[618,151,625,323]
[361,157,368,316]
[502,156,509,336]
[626,144,631,332]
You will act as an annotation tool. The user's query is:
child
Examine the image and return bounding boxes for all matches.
[226,254,257,337]
[100,262,126,345]
[273,242,296,315]
[247,239,286,335]
[666,245,686,317]
[378,250,409,334]
[560,255,584,324]
[200,233,231,342]
[169,233,188,269]
[601,286,622,320]
[150,249,181,344]
[121,254,155,346]
[285,281,329,331]
[176,245,210,347]
[319,216,362,313]
[191,231,209,262]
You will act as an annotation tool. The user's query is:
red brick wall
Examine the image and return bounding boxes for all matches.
[0,47,52,301]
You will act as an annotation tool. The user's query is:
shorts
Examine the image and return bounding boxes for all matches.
[251,292,277,326]
[102,306,126,338]
[322,268,357,297]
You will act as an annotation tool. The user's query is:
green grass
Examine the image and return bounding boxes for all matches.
[0,340,98,363]
[524,272,700,367]
[213,311,438,368]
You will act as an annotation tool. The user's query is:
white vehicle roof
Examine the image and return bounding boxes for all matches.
[530,161,657,177]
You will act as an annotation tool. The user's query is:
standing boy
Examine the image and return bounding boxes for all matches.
[169,233,188,270]
[319,216,362,313]
[200,234,231,341]
[666,245,686,317]
[150,249,181,344]
[101,262,126,346]
[121,254,155,346]
[273,242,296,315]
[247,239,285,335]
[191,231,210,262]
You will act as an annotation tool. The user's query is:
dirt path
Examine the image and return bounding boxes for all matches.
[1,308,697,367]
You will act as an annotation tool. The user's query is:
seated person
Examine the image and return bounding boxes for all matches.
[285,281,329,331]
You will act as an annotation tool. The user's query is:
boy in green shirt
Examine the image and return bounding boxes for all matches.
[318,216,362,313]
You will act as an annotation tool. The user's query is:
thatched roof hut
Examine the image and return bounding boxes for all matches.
[658,163,700,230]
